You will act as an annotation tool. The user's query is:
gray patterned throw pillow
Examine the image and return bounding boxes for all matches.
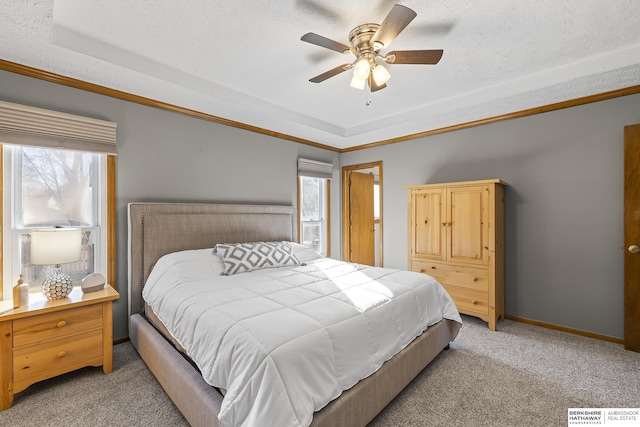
[214,241,301,275]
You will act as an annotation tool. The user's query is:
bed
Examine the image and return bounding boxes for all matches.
[128,202,461,427]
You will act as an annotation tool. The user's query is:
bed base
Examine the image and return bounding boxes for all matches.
[128,202,459,426]
[131,314,222,426]
[131,313,458,427]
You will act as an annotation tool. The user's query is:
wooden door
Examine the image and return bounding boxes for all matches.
[411,189,446,260]
[447,185,488,265]
[348,172,375,265]
[624,124,640,352]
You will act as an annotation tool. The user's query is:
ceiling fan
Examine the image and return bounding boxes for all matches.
[301,4,443,93]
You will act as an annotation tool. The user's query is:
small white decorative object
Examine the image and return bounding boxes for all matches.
[81,273,105,293]
[13,274,29,308]
[30,227,82,300]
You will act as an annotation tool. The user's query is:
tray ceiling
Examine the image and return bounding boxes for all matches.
[1,1,639,150]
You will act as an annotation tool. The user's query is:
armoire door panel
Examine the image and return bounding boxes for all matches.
[412,189,445,260]
[448,186,488,265]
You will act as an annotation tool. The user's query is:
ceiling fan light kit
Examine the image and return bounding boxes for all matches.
[301,4,443,103]
[372,64,391,85]
[353,57,371,80]
[350,74,367,90]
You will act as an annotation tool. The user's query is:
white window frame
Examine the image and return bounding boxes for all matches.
[2,146,108,299]
[298,176,329,257]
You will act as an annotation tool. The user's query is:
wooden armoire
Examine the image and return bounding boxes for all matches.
[406,179,506,330]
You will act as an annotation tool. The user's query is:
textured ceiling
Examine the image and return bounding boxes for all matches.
[1,0,640,150]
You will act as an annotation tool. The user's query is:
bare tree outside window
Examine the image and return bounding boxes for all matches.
[17,147,96,291]
[22,147,93,227]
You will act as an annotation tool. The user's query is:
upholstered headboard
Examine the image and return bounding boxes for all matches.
[127,202,297,316]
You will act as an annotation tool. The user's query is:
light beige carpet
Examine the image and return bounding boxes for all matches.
[1,315,638,426]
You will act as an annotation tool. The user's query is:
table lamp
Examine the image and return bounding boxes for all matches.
[30,227,82,299]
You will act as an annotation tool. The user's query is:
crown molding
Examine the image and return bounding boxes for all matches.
[2,59,639,154]
[342,84,640,152]
[0,59,338,152]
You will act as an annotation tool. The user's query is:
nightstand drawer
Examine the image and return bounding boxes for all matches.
[13,329,103,384]
[13,304,102,348]
[412,260,489,292]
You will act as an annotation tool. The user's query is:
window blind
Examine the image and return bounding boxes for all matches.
[297,158,333,179]
[0,100,117,154]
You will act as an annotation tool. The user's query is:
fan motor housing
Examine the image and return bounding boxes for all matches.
[349,24,382,54]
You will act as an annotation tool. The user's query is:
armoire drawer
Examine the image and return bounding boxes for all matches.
[412,260,489,292]
[441,285,489,317]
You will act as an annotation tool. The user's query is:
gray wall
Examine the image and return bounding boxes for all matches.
[2,68,638,340]
[342,94,640,339]
[0,70,341,340]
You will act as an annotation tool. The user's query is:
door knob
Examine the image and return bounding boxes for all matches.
[629,245,640,254]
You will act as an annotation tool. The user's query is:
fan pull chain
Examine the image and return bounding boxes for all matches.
[366,75,372,106]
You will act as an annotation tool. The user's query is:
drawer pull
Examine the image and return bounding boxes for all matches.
[431,266,436,269]
[472,277,478,282]
[57,351,67,359]
[471,299,478,305]
[420,269,426,273]
[57,320,67,328]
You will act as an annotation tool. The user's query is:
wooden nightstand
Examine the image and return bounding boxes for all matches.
[0,286,119,411]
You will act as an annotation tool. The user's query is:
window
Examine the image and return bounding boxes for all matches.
[373,183,380,220]
[297,158,333,257]
[2,146,107,296]
[299,176,329,256]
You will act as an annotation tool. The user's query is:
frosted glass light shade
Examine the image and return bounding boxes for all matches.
[372,64,391,85]
[31,228,82,265]
[350,75,367,90]
[353,58,371,80]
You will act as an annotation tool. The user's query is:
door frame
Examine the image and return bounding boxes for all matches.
[342,161,383,266]
[624,124,640,352]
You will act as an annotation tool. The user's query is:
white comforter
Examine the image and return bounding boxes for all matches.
[142,244,461,427]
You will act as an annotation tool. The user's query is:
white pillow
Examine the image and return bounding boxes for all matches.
[214,241,301,275]
[288,242,325,263]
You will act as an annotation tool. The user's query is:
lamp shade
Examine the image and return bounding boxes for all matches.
[31,228,82,265]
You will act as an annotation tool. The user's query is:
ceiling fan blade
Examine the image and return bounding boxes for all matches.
[369,78,387,92]
[385,49,444,64]
[371,4,417,48]
[309,64,351,83]
[301,33,351,54]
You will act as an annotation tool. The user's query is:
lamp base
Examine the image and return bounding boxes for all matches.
[41,267,73,300]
